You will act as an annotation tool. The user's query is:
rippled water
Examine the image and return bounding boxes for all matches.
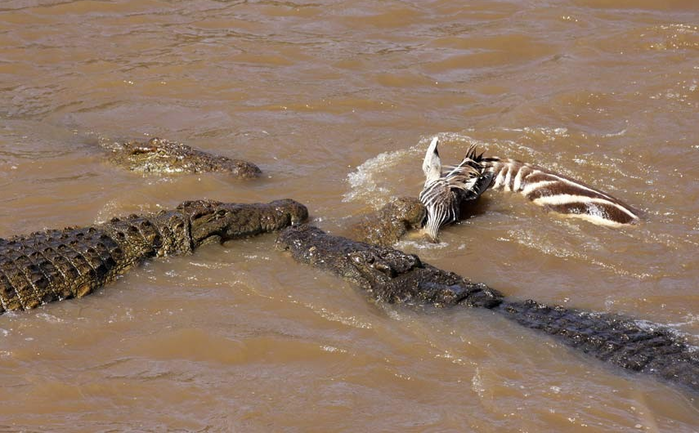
[1,1,698,431]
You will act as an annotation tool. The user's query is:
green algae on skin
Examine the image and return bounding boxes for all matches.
[107,137,262,179]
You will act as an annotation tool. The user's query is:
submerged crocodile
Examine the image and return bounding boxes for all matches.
[102,137,262,179]
[0,199,307,313]
[345,197,426,247]
[277,225,699,393]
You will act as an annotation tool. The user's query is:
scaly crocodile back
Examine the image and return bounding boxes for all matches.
[498,299,699,390]
[0,199,307,314]
[0,210,191,312]
[277,225,698,393]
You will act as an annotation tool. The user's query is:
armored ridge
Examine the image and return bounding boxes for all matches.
[498,299,698,391]
[0,199,308,314]
[277,225,698,393]
[106,138,262,179]
[281,224,502,308]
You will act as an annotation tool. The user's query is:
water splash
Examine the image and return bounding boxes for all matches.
[342,141,423,209]
[342,132,492,209]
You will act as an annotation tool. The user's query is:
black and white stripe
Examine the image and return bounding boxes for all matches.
[481,157,640,226]
[418,137,640,239]
[419,138,492,240]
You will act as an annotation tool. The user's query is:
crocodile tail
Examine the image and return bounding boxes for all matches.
[495,299,699,392]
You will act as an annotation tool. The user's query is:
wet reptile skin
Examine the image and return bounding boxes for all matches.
[106,137,262,179]
[277,225,698,393]
[0,199,307,313]
[345,196,426,247]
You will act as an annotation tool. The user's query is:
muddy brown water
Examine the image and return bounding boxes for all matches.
[1,1,698,431]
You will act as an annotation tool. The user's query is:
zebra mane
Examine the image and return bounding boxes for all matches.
[443,144,485,181]
[464,144,486,163]
[419,139,493,240]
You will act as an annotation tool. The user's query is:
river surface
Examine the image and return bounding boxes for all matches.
[1,1,698,431]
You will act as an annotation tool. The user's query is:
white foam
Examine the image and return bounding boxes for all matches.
[342,142,422,209]
[343,133,491,209]
[634,319,699,348]
[395,239,450,250]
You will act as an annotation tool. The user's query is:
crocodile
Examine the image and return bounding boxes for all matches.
[103,137,262,179]
[0,199,307,314]
[345,197,426,247]
[277,225,699,393]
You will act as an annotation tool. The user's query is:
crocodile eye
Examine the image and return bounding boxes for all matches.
[349,253,364,264]
[372,261,395,278]
[349,252,373,266]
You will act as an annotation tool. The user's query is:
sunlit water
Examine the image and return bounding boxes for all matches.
[1,1,698,431]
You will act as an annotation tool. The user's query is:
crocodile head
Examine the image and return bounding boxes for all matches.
[277,225,503,307]
[181,199,308,247]
[276,224,423,288]
[388,196,427,229]
[348,196,427,246]
[112,138,262,179]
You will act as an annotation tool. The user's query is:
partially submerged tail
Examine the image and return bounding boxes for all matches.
[496,299,699,392]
